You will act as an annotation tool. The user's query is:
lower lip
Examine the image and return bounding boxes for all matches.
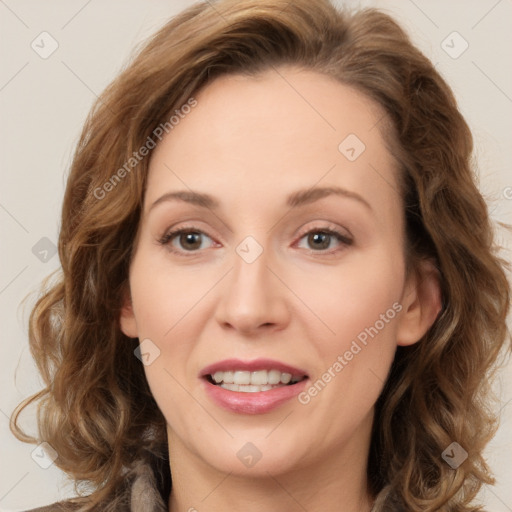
[202,378,309,415]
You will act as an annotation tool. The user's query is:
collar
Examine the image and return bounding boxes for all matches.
[129,460,168,511]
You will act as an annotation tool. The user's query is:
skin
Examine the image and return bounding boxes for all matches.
[120,66,441,512]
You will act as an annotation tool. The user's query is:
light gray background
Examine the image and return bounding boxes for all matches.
[1,0,511,510]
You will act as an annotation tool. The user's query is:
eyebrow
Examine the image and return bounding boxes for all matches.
[149,186,372,212]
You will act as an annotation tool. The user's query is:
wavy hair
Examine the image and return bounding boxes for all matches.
[11,0,511,510]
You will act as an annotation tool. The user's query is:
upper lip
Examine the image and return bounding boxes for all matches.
[200,358,309,379]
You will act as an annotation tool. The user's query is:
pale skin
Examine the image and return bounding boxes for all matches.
[120,67,441,512]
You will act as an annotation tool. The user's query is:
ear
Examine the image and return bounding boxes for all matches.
[396,259,442,346]
[119,286,139,338]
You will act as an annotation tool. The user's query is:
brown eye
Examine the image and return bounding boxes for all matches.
[296,228,352,253]
[307,232,331,250]
[177,232,203,251]
[159,228,215,253]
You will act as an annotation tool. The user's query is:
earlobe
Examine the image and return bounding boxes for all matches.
[396,260,442,347]
[119,288,139,338]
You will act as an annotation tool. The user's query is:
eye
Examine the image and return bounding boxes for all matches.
[296,228,352,253]
[159,227,216,253]
[158,225,352,256]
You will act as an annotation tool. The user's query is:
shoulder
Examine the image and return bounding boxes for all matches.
[20,458,167,512]
[21,505,72,512]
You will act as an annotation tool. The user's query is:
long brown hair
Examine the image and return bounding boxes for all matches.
[11,1,511,510]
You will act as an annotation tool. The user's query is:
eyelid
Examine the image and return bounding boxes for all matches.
[158,223,219,256]
[293,222,353,255]
[295,222,353,243]
[158,221,353,256]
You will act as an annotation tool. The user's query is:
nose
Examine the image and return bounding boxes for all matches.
[214,246,291,335]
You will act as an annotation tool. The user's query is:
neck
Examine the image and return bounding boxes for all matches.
[167,411,375,512]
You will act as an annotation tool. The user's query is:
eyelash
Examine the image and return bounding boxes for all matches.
[158,224,353,257]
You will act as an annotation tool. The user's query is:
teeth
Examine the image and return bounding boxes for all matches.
[210,369,303,386]
[250,370,267,385]
[234,370,251,385]
[268,369,282,385]
[221,383,279,392]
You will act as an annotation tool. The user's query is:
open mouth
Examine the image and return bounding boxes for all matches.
[205,369,308,393]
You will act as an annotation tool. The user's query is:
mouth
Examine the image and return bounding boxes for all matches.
[204,369,307,393]
[200,358,309,394]
[200,359,310,414]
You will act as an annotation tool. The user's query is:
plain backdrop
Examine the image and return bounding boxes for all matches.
[1,0,511,510]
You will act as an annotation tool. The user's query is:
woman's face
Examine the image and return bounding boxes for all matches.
[121,67,437,478]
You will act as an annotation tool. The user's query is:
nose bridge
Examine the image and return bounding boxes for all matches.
[233,242,270,299]
[215,236,289,332]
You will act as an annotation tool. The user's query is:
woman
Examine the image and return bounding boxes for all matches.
[11,0,510,510]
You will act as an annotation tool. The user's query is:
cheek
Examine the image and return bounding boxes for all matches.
[128,251,204,407]
[130,257,205,433]
[290,250,404,342]
[129,247,209,338]
[142,358,207,447]
[291,250,403,406]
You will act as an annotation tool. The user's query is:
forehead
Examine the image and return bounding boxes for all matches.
[146,67,401,222]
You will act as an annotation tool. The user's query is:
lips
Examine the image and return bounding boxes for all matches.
[200,358,309,414]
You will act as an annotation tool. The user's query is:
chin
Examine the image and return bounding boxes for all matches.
[190,433,308,476]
